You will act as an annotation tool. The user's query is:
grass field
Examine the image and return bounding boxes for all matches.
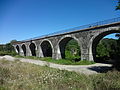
[0,59,120,90]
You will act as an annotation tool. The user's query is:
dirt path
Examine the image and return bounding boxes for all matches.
[0,55,112,75]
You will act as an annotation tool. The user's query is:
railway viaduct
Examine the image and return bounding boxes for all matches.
[13,17,120,61]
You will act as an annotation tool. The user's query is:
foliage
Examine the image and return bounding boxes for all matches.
[0,40,17,56]
[65,39,80,60]
[96,38,120,62]
[116,0,120,10]
[97,41,109,57]
[65,50,80,60]
[0,60,120,90]
[96,33,120,70]
[10,40,18,44]
[0,51,17,56]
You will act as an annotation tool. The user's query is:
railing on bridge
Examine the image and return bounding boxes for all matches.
[22,17,120,42]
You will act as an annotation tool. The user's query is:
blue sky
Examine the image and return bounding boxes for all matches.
[0,0,120,44]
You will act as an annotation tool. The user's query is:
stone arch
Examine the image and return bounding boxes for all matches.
[29,43,36,56]
[58,35,81,59]
[21,44,26,56]
[16,45,20,54]
[89,29,120,61]
[40,39,53,57]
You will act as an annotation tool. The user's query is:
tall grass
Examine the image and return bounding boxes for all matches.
[0,60,92,90]
[0,60,120,90]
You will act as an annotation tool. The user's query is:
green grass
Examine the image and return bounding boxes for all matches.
[15,55,95,65]
[0,51,17,56]
[0,60,120,90]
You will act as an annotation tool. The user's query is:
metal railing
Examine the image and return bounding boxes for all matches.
[21,17,120,42]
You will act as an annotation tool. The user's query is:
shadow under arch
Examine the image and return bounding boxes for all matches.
[40,40,53,57]
[29,43,36,56]
[16,45,20,54]
[58,36,81,59]
[22,44,26,56]
[92,30,120,62]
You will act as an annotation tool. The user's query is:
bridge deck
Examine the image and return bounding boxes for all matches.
[16,17,120,43]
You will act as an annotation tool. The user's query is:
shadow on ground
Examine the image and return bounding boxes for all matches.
[92,57,120,73]
[88,66,113,73]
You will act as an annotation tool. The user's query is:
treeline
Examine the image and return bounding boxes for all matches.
[0,40,17,56]
[96,38,120,63]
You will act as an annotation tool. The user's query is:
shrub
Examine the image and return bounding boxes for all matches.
[0,51,17,56]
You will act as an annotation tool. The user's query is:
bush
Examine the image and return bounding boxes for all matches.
[0,51,17,56]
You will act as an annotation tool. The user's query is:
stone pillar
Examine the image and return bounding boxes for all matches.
[35,43,39,57]
[26,43,31,56]
[80,42,94,61]
[13,45,18,53]
[19,44,24,56]
[39,45,44,57]
[52,45,62,60]
[80,32,94,61]
[88,43,94,61]
[81,48,89,60]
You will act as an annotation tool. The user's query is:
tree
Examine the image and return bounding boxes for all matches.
[0,40,17,56]
[10,40,18,44]
[116,0,120,10]
[65,39,80,60]
[115,33,120,39]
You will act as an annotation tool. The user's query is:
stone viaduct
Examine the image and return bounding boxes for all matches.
[13,17,120,61]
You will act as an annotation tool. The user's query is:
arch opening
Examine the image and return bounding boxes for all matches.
[29,43,36,56]
[41,41,52,57]
[59,37,81,61]
[22,44,26,56]
[92,31,120,63]
[16,45,20,54]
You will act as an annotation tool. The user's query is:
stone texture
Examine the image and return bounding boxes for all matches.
[13,22,120,61]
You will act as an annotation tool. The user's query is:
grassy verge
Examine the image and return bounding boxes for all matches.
[0,60,120,90]
[15,55,95,65]
[0,51,17,56]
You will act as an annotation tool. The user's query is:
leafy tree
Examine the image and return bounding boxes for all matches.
[116,0,120,10]
[65,39,80,60]
[0,40,17,56]
[10,40,18,44]
[97,42,108,57]
[110,33,120,70]
[115,33,120,39]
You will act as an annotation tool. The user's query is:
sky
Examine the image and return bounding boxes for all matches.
[0,0,120,44]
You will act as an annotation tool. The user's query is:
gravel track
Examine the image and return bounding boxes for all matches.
[0,55,112,75]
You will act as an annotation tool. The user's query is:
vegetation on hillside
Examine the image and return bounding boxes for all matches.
[0,41,17,56]
[96,38,120,62]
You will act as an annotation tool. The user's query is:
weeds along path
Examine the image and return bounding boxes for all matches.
[0,55,112,75]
